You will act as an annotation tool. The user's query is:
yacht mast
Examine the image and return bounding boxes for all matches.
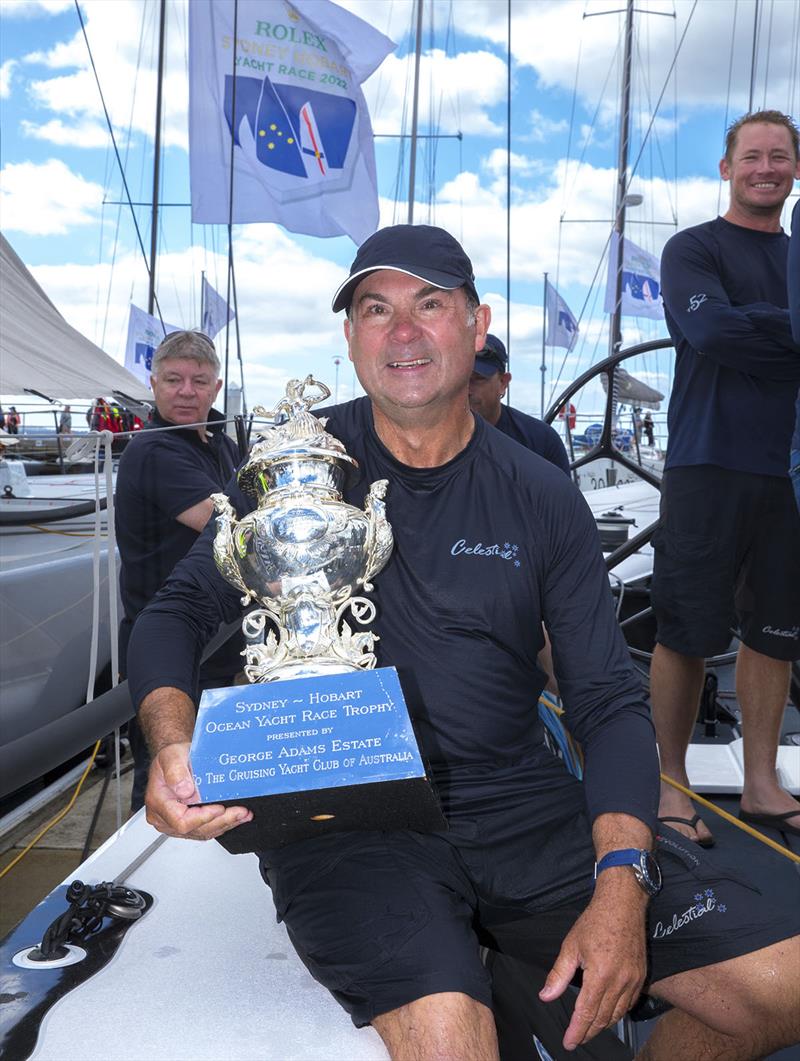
[407,0,423,224]
[148,0,167,318]
[609,0,634,356]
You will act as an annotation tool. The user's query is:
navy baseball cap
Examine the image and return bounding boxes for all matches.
[473,334,507,377]
[331,224,480,313]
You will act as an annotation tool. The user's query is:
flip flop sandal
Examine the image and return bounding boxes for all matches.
[738,809,800,838]
[658,813,715,848]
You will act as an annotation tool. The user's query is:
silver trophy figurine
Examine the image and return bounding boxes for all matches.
[211,376,394,683]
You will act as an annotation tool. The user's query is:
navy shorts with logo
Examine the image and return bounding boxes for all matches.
[258,760,799,1027]
[651,465,800,660]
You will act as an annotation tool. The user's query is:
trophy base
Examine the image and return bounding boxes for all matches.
[213,775,446,855]
[190,668,446,856]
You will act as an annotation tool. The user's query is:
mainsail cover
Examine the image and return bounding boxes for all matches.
[600,366,663,410]
[0,235,151,400]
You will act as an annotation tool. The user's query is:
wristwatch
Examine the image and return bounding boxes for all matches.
[594,848,662,896]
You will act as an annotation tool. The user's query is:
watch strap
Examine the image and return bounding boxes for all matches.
[594,849,642,877]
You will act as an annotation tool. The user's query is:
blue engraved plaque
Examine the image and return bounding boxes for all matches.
[190,667,444,852]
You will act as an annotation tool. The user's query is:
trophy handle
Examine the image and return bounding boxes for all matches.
[211,493,255,604]
[360,479,393,592]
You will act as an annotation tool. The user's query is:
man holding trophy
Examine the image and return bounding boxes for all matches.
[129,225,799,1060]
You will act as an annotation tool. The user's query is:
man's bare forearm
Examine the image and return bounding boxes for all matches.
[592,811,653,859]
[138,687,196,756]
[592,812,654,908]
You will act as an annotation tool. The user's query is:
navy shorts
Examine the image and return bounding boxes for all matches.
[258,772,799,1027]
[651,465,800,660]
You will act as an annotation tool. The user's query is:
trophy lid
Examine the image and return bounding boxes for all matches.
[240,376,357,498]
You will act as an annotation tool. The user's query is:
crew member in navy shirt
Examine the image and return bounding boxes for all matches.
[115,330,240,810]
[468,333,571,474]
[129,226,799,1060]
[651,110,800,847]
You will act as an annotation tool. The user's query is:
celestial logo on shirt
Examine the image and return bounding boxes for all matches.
[687,293,708,312]
[761,624,799,639]
[652,887,727,939]
[450,540,522,568]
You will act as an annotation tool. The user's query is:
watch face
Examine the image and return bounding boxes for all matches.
[639,851,662,895]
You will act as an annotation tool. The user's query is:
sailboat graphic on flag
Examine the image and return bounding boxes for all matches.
[225,74,357,184]
[299,102,327,176]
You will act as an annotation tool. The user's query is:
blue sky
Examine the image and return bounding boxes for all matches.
[2,0,798,418]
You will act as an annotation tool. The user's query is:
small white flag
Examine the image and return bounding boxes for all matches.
[545,284,579,350]
[188,0,395,244]
[202,277,235,339]
[124,305,182,388]
[604,233,663,320]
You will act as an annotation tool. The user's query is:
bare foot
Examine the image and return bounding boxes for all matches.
[740,784,800,820]
[658,782,714,846]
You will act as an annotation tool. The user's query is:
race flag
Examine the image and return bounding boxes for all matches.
[545,283,579,350]
[124,305,181,388]
[604,233,663,320]
[202,276,235,339]
[188,0,395,243]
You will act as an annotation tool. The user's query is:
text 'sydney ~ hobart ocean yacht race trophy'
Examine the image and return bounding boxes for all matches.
[189,376,445,854]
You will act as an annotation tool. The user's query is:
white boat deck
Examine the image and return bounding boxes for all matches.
[26,813,389,1061]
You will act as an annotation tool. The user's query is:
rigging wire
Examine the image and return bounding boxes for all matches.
[552,6,619,397]
[790,1,800,116]
[425,1,435,222]
[561,42,621,214]
[717,0,739,216]
[390,4,416,224]
[223,0,240,414]
[633,36,677,223]
[755,0,768,108]
[748,0,761,113]
[72,0,167,330]
[559,13,584,226]
[100,5,148,352]
[172,0,197,326]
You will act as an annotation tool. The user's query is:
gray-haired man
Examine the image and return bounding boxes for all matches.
[115,330,241,810]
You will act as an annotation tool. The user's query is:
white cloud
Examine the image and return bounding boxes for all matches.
[12,146,722,416]
[21,0,188,150]
[445,0,797,126]
[483,148,549,179]
[525,109,569,144]
[366,47,508,138]
[0,159,104,235]
[21,117,111,147]
[0,60,17,98]
[2,0,72,16]
[26,229,354,411]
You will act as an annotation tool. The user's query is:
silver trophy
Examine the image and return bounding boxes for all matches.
[211,376,394,683]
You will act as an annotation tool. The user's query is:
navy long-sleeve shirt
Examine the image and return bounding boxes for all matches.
[660,216,800,476]
[115,407,241,678]
[789,201,800,454]
[129,400,659,831]
[494,404,571,475]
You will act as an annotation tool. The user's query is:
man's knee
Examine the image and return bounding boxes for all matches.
[650,936,800,1053]
[373,991,498,1061]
